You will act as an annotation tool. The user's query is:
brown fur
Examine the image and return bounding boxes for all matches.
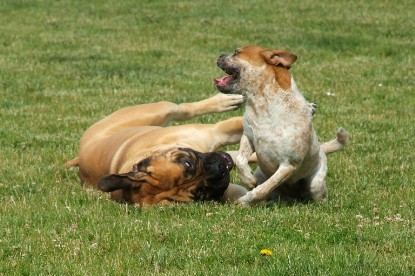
[65,94,250,206]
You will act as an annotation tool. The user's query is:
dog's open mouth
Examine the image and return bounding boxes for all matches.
[214,68,240,89]
[214,54,240,92]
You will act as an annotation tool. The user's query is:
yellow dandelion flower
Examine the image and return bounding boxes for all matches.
[260,249,273,256]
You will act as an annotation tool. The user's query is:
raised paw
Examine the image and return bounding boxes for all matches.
[308,102,317,116]
[208,93,246,112]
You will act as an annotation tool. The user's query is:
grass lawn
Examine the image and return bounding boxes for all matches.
[1,0,414,274]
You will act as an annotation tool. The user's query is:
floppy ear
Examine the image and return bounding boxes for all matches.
[260,50,297,68]
[98,174,141,192]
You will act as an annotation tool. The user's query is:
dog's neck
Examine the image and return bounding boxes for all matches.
[246,74,305,102]
[244,74,310,120]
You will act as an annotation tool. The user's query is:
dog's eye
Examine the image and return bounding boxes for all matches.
[233,50,240,57]
[183,160,192,168]
[180,159,195,173]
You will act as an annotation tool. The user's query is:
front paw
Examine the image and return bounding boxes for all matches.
[236,193,252,206]
[210,93,246,112]
[308,102,317,116]
[236,192,260,206]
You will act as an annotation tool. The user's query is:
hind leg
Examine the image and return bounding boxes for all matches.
[303,151,328,202]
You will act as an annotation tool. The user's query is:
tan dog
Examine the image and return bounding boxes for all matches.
[214,45,349,205]
[65,93,249,206]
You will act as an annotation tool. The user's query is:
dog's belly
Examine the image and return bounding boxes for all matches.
[250,127,307,161]
[256,154,280,177]
[243,111,319,180]
[248,128,319,183]
[256,151,319,185]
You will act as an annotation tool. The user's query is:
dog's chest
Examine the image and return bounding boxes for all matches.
[244,113,301,145]
[242,102,302,143]
[242,102,312,171]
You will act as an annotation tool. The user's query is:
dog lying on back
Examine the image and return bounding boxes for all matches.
[215,45,348,205]
[65,93,250,206]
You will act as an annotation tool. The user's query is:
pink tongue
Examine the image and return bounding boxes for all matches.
[214,76,231,87]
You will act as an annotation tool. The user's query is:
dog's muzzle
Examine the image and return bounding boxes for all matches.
[193,151,234,201]
[214,55,240,93]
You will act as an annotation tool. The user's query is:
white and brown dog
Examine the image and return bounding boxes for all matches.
[214,45,348,205]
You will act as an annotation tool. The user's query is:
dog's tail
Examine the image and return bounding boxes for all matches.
[321,128,349,155]
[64,157,80,168]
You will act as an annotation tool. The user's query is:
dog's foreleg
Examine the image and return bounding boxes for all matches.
[176,93,245,120]
[238,164,295,206]
[236,135,257,189]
